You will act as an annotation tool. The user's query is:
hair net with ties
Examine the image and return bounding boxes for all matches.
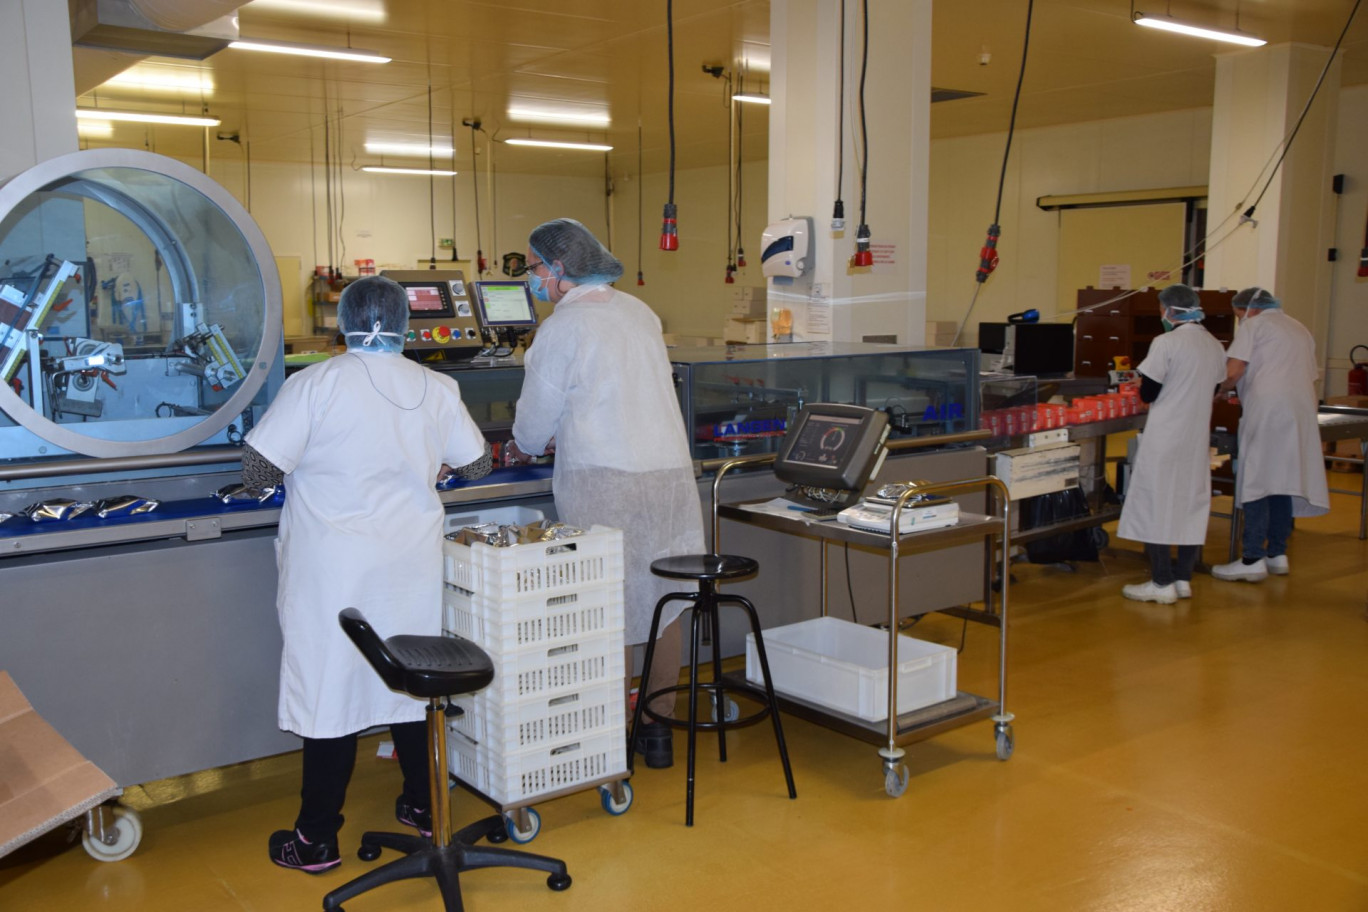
[339,276,409,352]
[1157,283,1204,322]
[1232,286,1280,311]
[528,218,624,286]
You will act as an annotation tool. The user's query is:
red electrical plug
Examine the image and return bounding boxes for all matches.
[659,202,679,251]
[736,247,746,268]
[724,263,735,284]
[851,224,873,267]
[975,224,1000,283]
[1358,247,1368,278]
[637,270,645,286]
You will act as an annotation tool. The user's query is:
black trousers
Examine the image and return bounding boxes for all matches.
[1144,543,1201,587]
[295,720,428,844]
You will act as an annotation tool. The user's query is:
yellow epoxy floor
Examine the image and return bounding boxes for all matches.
[4,476,1367,911]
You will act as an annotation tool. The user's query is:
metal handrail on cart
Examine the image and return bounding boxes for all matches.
[709,454,1014,798]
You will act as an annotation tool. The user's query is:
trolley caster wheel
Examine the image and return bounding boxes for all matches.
[995,724,1015,761]
[504,808,541,844]
[357,843,382,862]
[82,807,142,862]
[883,763,910,798]
[547,873,572,891]
[599,781,633,816]
[711,695,740,723]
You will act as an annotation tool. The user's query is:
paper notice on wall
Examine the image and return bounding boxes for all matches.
[806,285,832,337]
[870,243,898,275]
[1099,264,1131,289]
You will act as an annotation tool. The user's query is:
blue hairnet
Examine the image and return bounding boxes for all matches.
[528,218,624,285]
[339,276,409,352]
[1157,283,1204,322]
[1232,286,1280,310]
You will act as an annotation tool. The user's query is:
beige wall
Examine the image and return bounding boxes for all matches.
[1325,83,1368,397]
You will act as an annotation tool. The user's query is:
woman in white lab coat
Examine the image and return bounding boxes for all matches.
[1211,286,1329,582]
[1116,284,1227,604]
[508,219,705,770]
[244,276,491,873]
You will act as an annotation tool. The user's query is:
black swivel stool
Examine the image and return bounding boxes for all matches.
[628,555,797,826]
[324,608,571,912]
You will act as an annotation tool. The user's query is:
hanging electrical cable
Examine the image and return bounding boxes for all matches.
[637,122,646,285]
[851,0,873,267]
[335,103,347,273]
[426,81,437,268]
[832,0,846,231]
[449,128,460,262]
[734,85,746,270]
[464,119,486,275]
[725,72,736,283]
[660,0,679,250]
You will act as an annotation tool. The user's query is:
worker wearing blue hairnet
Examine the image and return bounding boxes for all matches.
[1212,286,1328,582]
[1116,284,1226,604]
[509,219,705,770]
[244,276,492,873]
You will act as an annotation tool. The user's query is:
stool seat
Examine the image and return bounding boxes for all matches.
[650,554,758,582]
[341,609,494,699]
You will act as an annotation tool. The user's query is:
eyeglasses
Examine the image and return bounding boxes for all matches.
[525,259,545,273]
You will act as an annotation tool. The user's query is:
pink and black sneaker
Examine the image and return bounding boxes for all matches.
[395,796,432,838]
[268,828,340,874]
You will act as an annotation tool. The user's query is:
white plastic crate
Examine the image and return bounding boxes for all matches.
[442,525,624,597]
[475,635,625,707]
[446,680,624,754]
[443,581,625,655]
[448,727,627,805]
[746,616,956,723]
[442,505,545,535]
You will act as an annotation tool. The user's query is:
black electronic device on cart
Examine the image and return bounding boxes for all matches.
[773,403,890,514]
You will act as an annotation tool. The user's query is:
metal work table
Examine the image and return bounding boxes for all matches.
[711,455,1013,798]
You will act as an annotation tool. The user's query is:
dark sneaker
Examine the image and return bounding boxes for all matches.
[268,829,340,874]
[633,721,673,769]
[395,795,433,838]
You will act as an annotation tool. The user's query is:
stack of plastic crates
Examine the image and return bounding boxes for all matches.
[441,524,629,839]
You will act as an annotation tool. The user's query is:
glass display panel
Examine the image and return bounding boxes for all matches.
[472,282,538,328]
[400,282,453,316]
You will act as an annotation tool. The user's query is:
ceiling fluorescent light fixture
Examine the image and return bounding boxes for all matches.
[76,109,220,127]
[507,106,611,128]
[505,138,613,152]
[104,67,214,95]
[732,92,771,105]
[362,166,458,176]
[1132,12,1266,46]
[77,121,114,138]
[365,141,455,157]
[245,0,387,22]
[229,38,391,63]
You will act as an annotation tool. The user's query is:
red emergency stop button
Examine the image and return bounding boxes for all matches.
[433,325,452,344]
[420,329,432,341]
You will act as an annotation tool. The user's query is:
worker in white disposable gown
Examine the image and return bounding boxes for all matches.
[1212,286,1329,582]
[243,276,491,873]
[508,218,706,771]
[1116,284,1228,604]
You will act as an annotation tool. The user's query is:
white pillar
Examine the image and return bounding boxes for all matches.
[769,0,931,344]
[1204,42,1340,360]
[0,0,79,181]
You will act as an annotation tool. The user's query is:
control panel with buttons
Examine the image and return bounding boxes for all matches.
[381,269,483,365]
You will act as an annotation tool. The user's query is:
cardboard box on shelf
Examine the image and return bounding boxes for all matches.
[722,317,768,345]
[0,672,120,858]
[729,286,768,318]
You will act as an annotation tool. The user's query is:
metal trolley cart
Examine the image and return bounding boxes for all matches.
[440,525,634,842]
[713,458,1013,798]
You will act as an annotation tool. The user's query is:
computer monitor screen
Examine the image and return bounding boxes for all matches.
[472,281,538,328]
[399,282,454,317]
[774,403,890,494]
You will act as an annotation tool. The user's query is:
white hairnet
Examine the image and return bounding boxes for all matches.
[1157,283,1204,322]
[528,219,624,286]
[1232,286,1280,310]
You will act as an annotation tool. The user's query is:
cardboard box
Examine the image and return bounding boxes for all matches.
[723,317,768,345]
[994,442,1081,500]
[729,286,768,318]
[0,671,119,858]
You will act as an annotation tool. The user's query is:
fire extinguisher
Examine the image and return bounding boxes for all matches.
[1349,345,1368,396]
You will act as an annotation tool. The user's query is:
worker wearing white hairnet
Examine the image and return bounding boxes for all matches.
[1116,284,1227,604]
[509,218,705,770]
[244,276,491,873]
[1212,286,1328,582]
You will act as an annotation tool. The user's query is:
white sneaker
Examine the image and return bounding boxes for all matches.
[1265,554,1289,575]
[1212,558,1268,582]
[1174,580,1192,599]
[1122,581,1178,604]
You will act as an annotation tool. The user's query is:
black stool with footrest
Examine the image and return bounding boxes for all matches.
[323,608,571,912]
[628,555,797,826]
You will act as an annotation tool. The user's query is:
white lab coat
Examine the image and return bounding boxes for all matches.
[513,283,705,645]
[246,353,486,739]
[1117,322,1227,545]
[1225,309,1329,517]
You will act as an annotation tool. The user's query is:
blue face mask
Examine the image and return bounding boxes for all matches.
[527,270,551,302]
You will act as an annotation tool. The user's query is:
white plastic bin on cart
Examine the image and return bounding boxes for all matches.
[441,504,545,536]
[448,727,627,806]
[746,616,957,723]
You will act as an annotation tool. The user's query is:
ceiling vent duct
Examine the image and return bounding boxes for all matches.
[931,87,986,104]
[70,0,241,60]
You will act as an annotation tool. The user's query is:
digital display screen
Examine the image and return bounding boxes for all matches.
[473,282,538,328]
[404,285,446,312]
[784,414,861,468]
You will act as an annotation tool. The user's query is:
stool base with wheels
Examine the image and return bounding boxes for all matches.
[628,555,797,826]
[324,609,571,912]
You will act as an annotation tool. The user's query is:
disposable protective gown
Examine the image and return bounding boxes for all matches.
[1225,310,1329,517]
[246,353,487,739]
[1117,322,1227,545]
[513,283,705,645]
